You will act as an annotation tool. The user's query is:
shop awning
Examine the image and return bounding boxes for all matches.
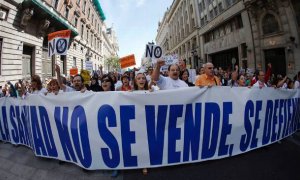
[27,0,79,36]
[93,0,106,21]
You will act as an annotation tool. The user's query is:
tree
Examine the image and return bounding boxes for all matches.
[104,56,120,71]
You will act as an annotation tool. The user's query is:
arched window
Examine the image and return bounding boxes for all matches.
[262,14,280,35]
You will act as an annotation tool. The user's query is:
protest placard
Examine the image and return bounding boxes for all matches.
[120,54,136,69]
[48,30,71,57]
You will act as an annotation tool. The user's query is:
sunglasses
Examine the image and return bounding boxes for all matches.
[207,67,214,69]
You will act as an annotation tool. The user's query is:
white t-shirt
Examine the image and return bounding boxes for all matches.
[294,80,300,89]
[253,80,267,88]
[146,75,152,82]
[31,88,48,95]
[65,86,76,92]
[156,75,188,90]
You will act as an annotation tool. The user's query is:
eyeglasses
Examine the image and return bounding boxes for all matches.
[207,67,214,69]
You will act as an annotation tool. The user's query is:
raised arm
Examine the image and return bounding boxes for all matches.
[55,64,67,91]
[276,76,287,88]
[152,59,165,81]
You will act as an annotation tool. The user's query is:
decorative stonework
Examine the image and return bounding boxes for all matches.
[37,19,50,37]
[86,23,91,29]
[81,17,86,24]
[74,9,81,17]
[20,8,33,28]
[245,0,280,21]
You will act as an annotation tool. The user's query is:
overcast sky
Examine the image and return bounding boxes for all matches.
[100,0,173,67]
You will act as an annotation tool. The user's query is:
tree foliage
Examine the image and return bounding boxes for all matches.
[104,56,120,70]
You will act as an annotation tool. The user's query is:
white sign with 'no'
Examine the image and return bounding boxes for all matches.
[145,44,163,63]
[48,30,71,57]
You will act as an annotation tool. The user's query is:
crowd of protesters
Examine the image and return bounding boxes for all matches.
[1,61,300,99]
[0,60,300,176]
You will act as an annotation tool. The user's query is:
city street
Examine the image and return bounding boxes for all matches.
[1,0,300,179]
[0,132,300,180]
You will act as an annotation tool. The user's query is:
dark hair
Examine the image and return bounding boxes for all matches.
[179,69,189,80]
[121,75,129,83]
[134,73,149,90]
[101,74,115,91]
[60,76,67,85]
[31,75,42,90]
[168,64,180,71]
[73,74,84,83]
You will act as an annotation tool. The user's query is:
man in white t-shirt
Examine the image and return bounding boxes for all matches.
[152,59,188,90]
[253,71,268,88]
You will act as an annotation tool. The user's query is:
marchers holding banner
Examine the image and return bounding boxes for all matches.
[0,87,299,170]
[48,30,71,57]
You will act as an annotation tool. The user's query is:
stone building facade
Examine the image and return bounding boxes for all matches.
[0,0,118,85]
[156,0,202,69]
[156,0,300,77]
[244,0,300,77]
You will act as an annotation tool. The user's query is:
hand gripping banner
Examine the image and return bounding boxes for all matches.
[0,87,299,170]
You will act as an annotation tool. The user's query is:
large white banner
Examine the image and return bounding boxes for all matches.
[0,87,299,170]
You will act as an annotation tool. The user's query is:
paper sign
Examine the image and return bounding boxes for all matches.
[120,54,136,69]
[48,30,71,57]
[85,61,93,72]
[145,44,163,59]
[70,68,78,76]
[81,70,91,85]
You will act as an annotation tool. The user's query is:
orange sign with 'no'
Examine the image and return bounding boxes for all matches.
[119,54,136,69]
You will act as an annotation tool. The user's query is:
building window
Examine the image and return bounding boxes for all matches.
[81,59,83,69]
[74,17,78,27]
[73,57,76,67]
[262,14,280,35]
[291,0,300,27]
[88,8,90,19]
[0,8,9,21]
[81,24,84,38]
[86,30,89,42]
[218,3,223,13]
[73,43,77,50]
[199,3,203,12]
[225,0,231,7]
[52,0,59,9]
[91,14,94,24]
[0,38,2,75]
[241,43,247,58]
[65,6,69,19]
[236,15,243,29]
[82,1,86,13]
[210,10,214,19]
[214,7,218,17]
[225,23,231,34]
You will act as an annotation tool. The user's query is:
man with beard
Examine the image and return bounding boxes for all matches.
[152,59,188,90]
[55,65,87,92]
